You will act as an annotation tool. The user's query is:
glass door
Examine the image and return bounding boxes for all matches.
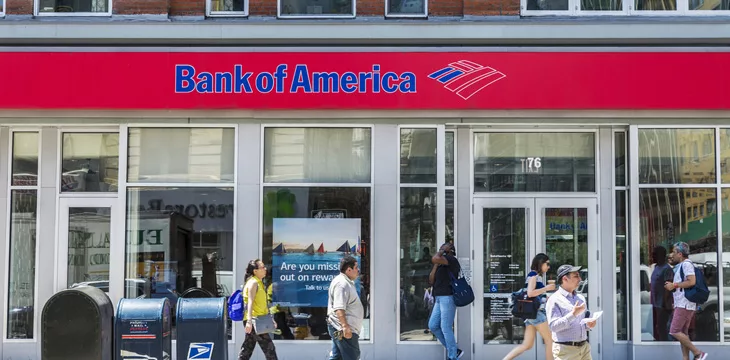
[56,198,122,306]
[473,197,600,360]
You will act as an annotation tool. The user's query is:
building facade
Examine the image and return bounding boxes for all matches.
[0,0,730,359]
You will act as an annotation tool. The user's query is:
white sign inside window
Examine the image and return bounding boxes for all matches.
[520,157,542,174]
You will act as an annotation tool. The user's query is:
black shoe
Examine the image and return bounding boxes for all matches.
[456,349,464,359]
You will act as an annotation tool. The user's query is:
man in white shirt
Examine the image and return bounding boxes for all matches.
[664,242,708,360]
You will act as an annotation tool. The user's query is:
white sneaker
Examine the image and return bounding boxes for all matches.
[695,352,708,360]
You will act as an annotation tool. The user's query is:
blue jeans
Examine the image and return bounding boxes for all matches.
[328,324,360,360]
[429,295,457,359]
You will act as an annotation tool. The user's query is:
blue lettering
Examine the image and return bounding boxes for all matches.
[340,72,358,93]
[256,72,275,93]
[274,64,288,93]
[196,72,214,93]
[400,72,417,93]
[372,65,381,93]
[175,65,195,93]
[313,72,339,93]
[358,72,372,93]
[234,65,254,93]
[215,72,233,93]
[382,72,399,93]
[290,65,312,93]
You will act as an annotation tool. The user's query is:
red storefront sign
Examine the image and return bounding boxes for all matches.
[2,51,729,110]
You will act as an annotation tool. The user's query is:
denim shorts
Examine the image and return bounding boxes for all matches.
[524,308,547,326]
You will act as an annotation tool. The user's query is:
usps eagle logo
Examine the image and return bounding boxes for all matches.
[428,60,506,100]
[187,342,214,360]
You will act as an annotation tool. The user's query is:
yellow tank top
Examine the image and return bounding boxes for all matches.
[243,277,269,320]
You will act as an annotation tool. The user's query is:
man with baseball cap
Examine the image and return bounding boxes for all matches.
[545,264,597,360]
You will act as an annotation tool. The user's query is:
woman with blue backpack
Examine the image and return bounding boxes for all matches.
[504,253,556,360]
[236,259,279,360]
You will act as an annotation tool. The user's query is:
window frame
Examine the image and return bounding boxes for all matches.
[34,0,112,16]
[57,128,120,196]
[258,123,375,343]
[4,129,41,342]
[277,0,357,19]
[118,123,238,345]
[521,0,730,16]
[629,125,728,345]
[206,0,249,17]
[395,125,455,344]
[612,129,630,343]
[384,0,428,18]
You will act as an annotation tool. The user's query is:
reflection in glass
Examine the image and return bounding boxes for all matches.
[474,133,595,192]
[483,208,526,344]
[388,0,425,14]
[635,0,676,9]
[7,190,37,339]
[615,132,626,187]
[125,187,234,340]
[616,191,629,341]
[62,133,119,192]
[639,188,720,342]
[690,0,730,9]
[12,132,39,186]
[720,189,730,341]
[38,0,109,13]
[264,128,371,183]
[582,0,622,10]
[262,187,371,340]
[639,129,715,184]
[544,208,589,305]
[401,129,437,183]
[127,128,235,183]
[446,132,455,187]
[526,0,569,9]
[66,207,111,288]
[718,129,730,183]
[210,0,245,11]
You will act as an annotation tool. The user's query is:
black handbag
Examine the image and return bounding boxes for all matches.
[449,271,475,307]
[511,288,540,320]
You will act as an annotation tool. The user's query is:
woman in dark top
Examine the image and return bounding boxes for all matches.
[503,253,555,360]
[428,242,463,360]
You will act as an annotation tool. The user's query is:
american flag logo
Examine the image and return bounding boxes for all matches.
[428,60,506,100]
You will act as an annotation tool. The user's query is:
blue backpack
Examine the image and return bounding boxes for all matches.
[679,262,710,305]
[449,271,475,307]
[228,289,245,321]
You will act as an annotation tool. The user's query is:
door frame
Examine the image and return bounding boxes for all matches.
[472,196,601,360]
[55,197,123,307]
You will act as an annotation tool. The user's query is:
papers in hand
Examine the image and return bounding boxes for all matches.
[580,311,603,325]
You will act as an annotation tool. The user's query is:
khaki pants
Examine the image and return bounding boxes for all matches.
[552,342,591,360]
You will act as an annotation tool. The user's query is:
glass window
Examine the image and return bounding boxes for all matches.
[128,128,235,184]
[12,132,39,187]
[400,129,437,184]
[689,0,728,9]
[581,0,622,10]
[262,187,371,340]
[474,132,596,192]
[639,188,720,342]
[615,132,626,187]
[264,128,371,184]
[37,0,109,13]
[279,0,354,16]
[635,0,676,9]
[66,207,111,287]
[7,190,38,339]
[615,190,628,341]
[721,189,730,341]
[387,0,426,15]
[717,129,730,183]
[62,133,119,192]
[446,132,455,187]
[526,0,568,10]
[209,0,246,12]
[125,187,234,340]
[639,129,715,184]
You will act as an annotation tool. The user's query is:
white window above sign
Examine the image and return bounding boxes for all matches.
[522,0,730,15]
[35,0,111,15]
[278,0,356,18]
[207,0,249,16]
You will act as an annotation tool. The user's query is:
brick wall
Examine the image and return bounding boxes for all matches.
[115,0,169,14]
[1,0,518,17]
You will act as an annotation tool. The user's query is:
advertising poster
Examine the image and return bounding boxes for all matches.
[272,218,361,307]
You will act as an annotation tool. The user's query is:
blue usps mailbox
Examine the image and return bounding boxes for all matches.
[176,297,229,360]
[114,298,172,360]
